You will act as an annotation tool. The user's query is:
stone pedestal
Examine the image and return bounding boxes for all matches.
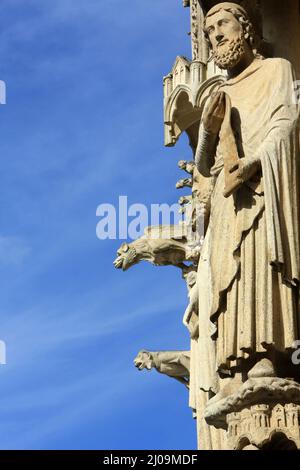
[204,360,300,450]
[227,404,300,450]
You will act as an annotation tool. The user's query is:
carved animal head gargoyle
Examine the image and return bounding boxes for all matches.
[134,351,154,371]
[113,243,138,271]
[114,232,191,271]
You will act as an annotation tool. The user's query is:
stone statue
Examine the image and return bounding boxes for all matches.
[191,0,300,395]
[115,0,300,450]
[134,350,190,388]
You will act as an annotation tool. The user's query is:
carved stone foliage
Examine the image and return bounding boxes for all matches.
[191,0,200,61]
[178,160,195,174]
[178,195,193,206]
[176,178,193,189]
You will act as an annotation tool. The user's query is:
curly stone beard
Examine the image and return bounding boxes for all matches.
[213,34,246,70]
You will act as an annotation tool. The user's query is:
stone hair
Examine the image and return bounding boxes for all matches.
[204,7,256,50]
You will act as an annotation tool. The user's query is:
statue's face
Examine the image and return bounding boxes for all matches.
[205,9,248,70]
[205,10,242,52]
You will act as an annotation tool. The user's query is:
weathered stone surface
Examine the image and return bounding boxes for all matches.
[115,1,300,451]
[205,362,300,429]
[189,2,300,450]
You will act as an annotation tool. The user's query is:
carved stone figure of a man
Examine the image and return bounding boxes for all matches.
[192,2,300,394]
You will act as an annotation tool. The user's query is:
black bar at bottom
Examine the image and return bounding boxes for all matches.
[0,450,296,466]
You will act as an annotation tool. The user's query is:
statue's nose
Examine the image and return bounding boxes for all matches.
[216,33,225,44]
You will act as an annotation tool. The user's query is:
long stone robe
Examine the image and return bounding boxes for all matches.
[197,57,300,392]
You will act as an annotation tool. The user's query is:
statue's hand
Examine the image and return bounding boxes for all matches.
[203,91,225,135]
[229,158,261,184]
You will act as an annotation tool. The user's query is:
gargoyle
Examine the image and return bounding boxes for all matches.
[134,350,190,388]
[114,225,198,271]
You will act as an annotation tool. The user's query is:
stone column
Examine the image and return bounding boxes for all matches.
[262,0,300,77]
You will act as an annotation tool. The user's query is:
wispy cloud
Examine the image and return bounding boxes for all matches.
[0,0,193,450]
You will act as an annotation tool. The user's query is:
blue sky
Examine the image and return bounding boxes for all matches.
[0,0,197,449]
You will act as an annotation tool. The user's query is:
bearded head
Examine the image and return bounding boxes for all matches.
[204,2,256,70]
